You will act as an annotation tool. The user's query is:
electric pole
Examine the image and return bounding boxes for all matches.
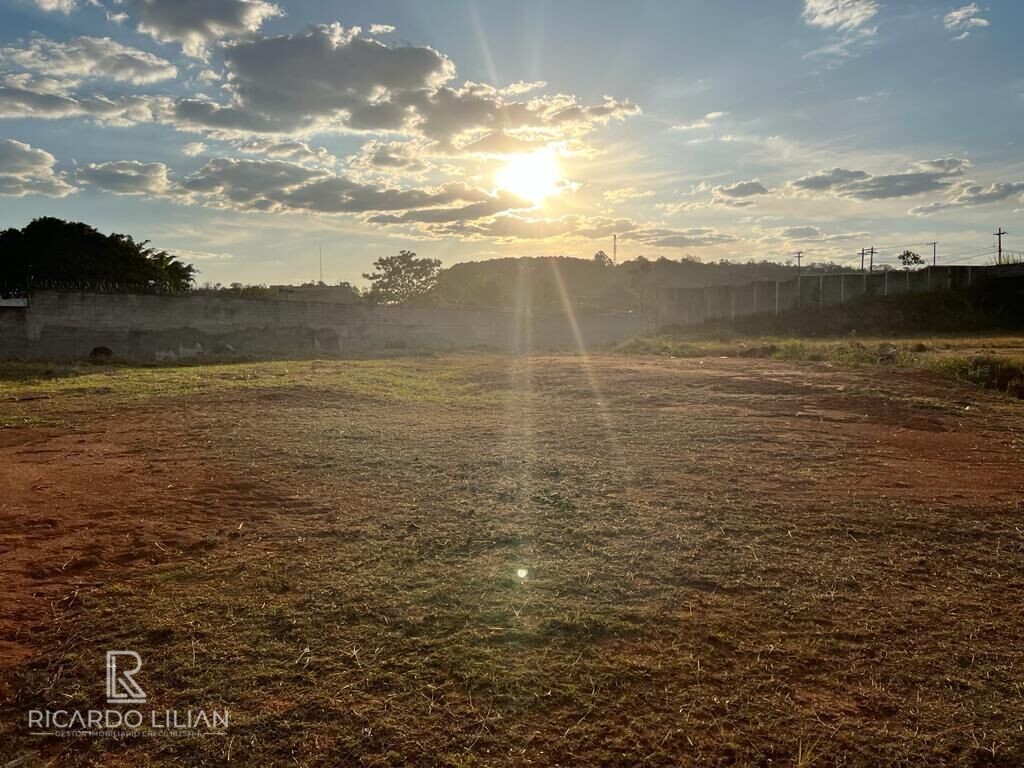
[794,251,803,274]
[868,246,876,272]
[860,248,866,271]
[995,228,1006,265]
[613,233,618,265]
[928,241,937,267]
[319,242,324,284]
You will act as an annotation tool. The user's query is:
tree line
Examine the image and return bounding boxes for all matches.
[2,217,859,311]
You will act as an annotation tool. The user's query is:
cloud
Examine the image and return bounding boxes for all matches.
[166,247,234,261]
[0,36,178,84]
[425,213,628,242]
[162,25,637,145]
[365,192,529,224]
[790,158,968,200]
[213,23,453,132]
[802,1,879,62]
[658,179,769,212]
[182,141,206,156]
[413,211,735,248]
[944,3,989,40]
[349,139,427,173]
[0,138,75,197]
[777,225,869,242]
[128,0,284,58]
[369,24,395,35]
[456,131,548,156]
[76,158,172,195]
[623,226,738,249]
[603,187,655,203]
[715,179,769,198]
[909,180,1024,216]
[173,156,523,222]
[670,111,727,132]
[234,138,337,165]
[802,0,879,31]
[77,160,171,195]
[0,73,165,124]
[33,0,77,13]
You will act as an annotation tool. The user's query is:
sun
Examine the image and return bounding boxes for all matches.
[494,149,562,205]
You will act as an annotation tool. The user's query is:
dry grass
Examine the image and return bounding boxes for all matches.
[2,355,1024,766]
[615,334,1024,397]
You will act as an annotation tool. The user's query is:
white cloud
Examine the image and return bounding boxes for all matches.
[670,111,727,132]
[369,24,395,35]
[802,0,879,31]
[167,248,234,261]
[0,36,178,85]
[77,160,171,195]
[0,138,75,197]
[802,1,879,63]
[33,0,77,13]
[182,142,207,156]
[944,4,989,40]
[128,0,284,58]
[603,187,655,203]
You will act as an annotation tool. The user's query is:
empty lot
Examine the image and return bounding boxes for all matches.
[1,354,1023,766]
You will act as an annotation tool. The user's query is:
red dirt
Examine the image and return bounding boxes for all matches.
[2,356,1023,766]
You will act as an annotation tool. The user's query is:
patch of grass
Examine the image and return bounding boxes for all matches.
[616,333,1024,399]
[0,357,520,426]
[924,354,1024,397]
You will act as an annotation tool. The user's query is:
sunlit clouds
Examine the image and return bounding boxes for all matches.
[0,1,1021,283]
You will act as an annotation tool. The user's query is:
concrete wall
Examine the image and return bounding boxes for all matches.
[0,291,654,362]
[654,265,989,327]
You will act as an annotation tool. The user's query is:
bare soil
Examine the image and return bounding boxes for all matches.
[1,355,1023,766]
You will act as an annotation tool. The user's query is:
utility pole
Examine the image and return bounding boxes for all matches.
[319,242,324,284]
[613,233,618,265]
[928,241,938,267]
[860,248,866,271]
[868,246,876,272]
[995,228,1007,265]
[794,251,804,274]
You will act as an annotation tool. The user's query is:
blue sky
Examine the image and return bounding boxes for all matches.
[1,0,1021,285]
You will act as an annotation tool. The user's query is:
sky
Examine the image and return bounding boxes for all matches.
[0,0,1022,285]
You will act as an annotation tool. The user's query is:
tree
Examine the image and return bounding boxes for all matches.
[593,250,613,267]
[362,250,441,304]
[898,250,925,269]
[0,217,195,291]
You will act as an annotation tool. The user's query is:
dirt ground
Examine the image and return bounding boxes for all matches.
[1,355,1023,766]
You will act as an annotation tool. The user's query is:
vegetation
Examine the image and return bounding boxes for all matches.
[363,249,442,304]
[0,217,195,292]
[897,249,925,269]
[427,255,847,312]
[3,356,1023,765]
[614,333,1024,398]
